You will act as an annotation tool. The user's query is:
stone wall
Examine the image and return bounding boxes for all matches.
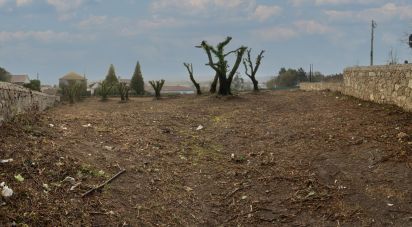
[300,82,343,92]
[300,64,412,111]
[0,82,60,123]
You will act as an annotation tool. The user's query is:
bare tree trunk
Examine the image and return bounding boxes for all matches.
[184,63,202,95]
[243,49,264,92]
[149,80,165,100]
[210,73,218,94]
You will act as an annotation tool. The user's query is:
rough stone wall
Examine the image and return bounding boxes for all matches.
[344,64,412,111]
[299,64,412,111]
[300,82,343,92]
[0,82,60,123]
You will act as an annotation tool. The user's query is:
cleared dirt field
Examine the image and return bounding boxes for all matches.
[1,90,411,226]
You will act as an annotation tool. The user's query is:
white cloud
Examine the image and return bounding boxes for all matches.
[254,20,340,42]
[47,0,84,20]
[151,0,281,22]
[254,26,298,41]
[77,15,107,28]
[16,0,31,7]
[290,0,382,6]
[0,30,92,43]
[251,5,282,22]
[325,3,412,22]
[294,20,334,34]
[0,0,8,7]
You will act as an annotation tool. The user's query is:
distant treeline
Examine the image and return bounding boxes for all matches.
[266,67,343,89]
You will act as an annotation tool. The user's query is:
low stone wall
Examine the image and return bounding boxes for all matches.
[0,82,60,123]
[300,64,412,111]
[344,64,412,111]
[300,82,343,92]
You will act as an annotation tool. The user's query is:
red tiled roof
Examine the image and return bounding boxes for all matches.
[10,75,30,83]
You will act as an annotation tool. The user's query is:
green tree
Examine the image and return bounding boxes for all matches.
[23,79,41,91]
[0,67,11,82]
[297,68,308,82]
[105,64,119,85]
[130,61,145,95]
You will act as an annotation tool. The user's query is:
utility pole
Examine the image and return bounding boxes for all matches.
[370,20,377,66]
[309,64,313,82]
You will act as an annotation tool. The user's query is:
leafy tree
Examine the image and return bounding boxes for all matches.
[149,80,165,99]
[276,69,299,87]
[105,64,119,85]
[243,48,264,91]
[184,63,201,95]
[0,67,11,82]
[297,68,308,82]
[266,77,277,89]
[312,71,325,82]
[197,37,247,95]
[130,61,145,95]
[23,79,41,91]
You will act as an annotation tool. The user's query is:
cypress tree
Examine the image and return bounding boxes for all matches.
[105,64,118,85]
[131,61,145,95]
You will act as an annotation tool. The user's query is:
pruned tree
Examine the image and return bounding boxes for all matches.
[131,61,145,95]
[118,82,130,102]
[243,49,264,91]
[149,79,165,99]
[183,63,201,95]
[197,37,247,95]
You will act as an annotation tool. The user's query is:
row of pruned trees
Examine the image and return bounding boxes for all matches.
[184,37,264,96]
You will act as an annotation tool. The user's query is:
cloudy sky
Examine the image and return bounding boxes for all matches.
[0,0,411,85]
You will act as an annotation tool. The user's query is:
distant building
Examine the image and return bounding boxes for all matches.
[10,74,30,85]
[59,71,87,93]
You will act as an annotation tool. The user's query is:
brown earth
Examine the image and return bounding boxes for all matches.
[1,90,412,226]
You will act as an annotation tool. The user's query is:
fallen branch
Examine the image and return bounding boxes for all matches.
[82,169,126,197]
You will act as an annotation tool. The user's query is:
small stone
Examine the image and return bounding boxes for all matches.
[104,146,113,151]
[397,132,408,139]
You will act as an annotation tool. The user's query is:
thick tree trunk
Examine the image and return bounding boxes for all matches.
[210,73,218,94]
[252,78,259,91]
[194,84,201,95]
[218,76,231,95]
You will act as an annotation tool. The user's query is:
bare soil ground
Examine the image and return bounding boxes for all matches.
[1,90,412,226]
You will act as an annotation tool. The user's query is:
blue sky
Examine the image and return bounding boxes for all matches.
[0,0,411,85]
